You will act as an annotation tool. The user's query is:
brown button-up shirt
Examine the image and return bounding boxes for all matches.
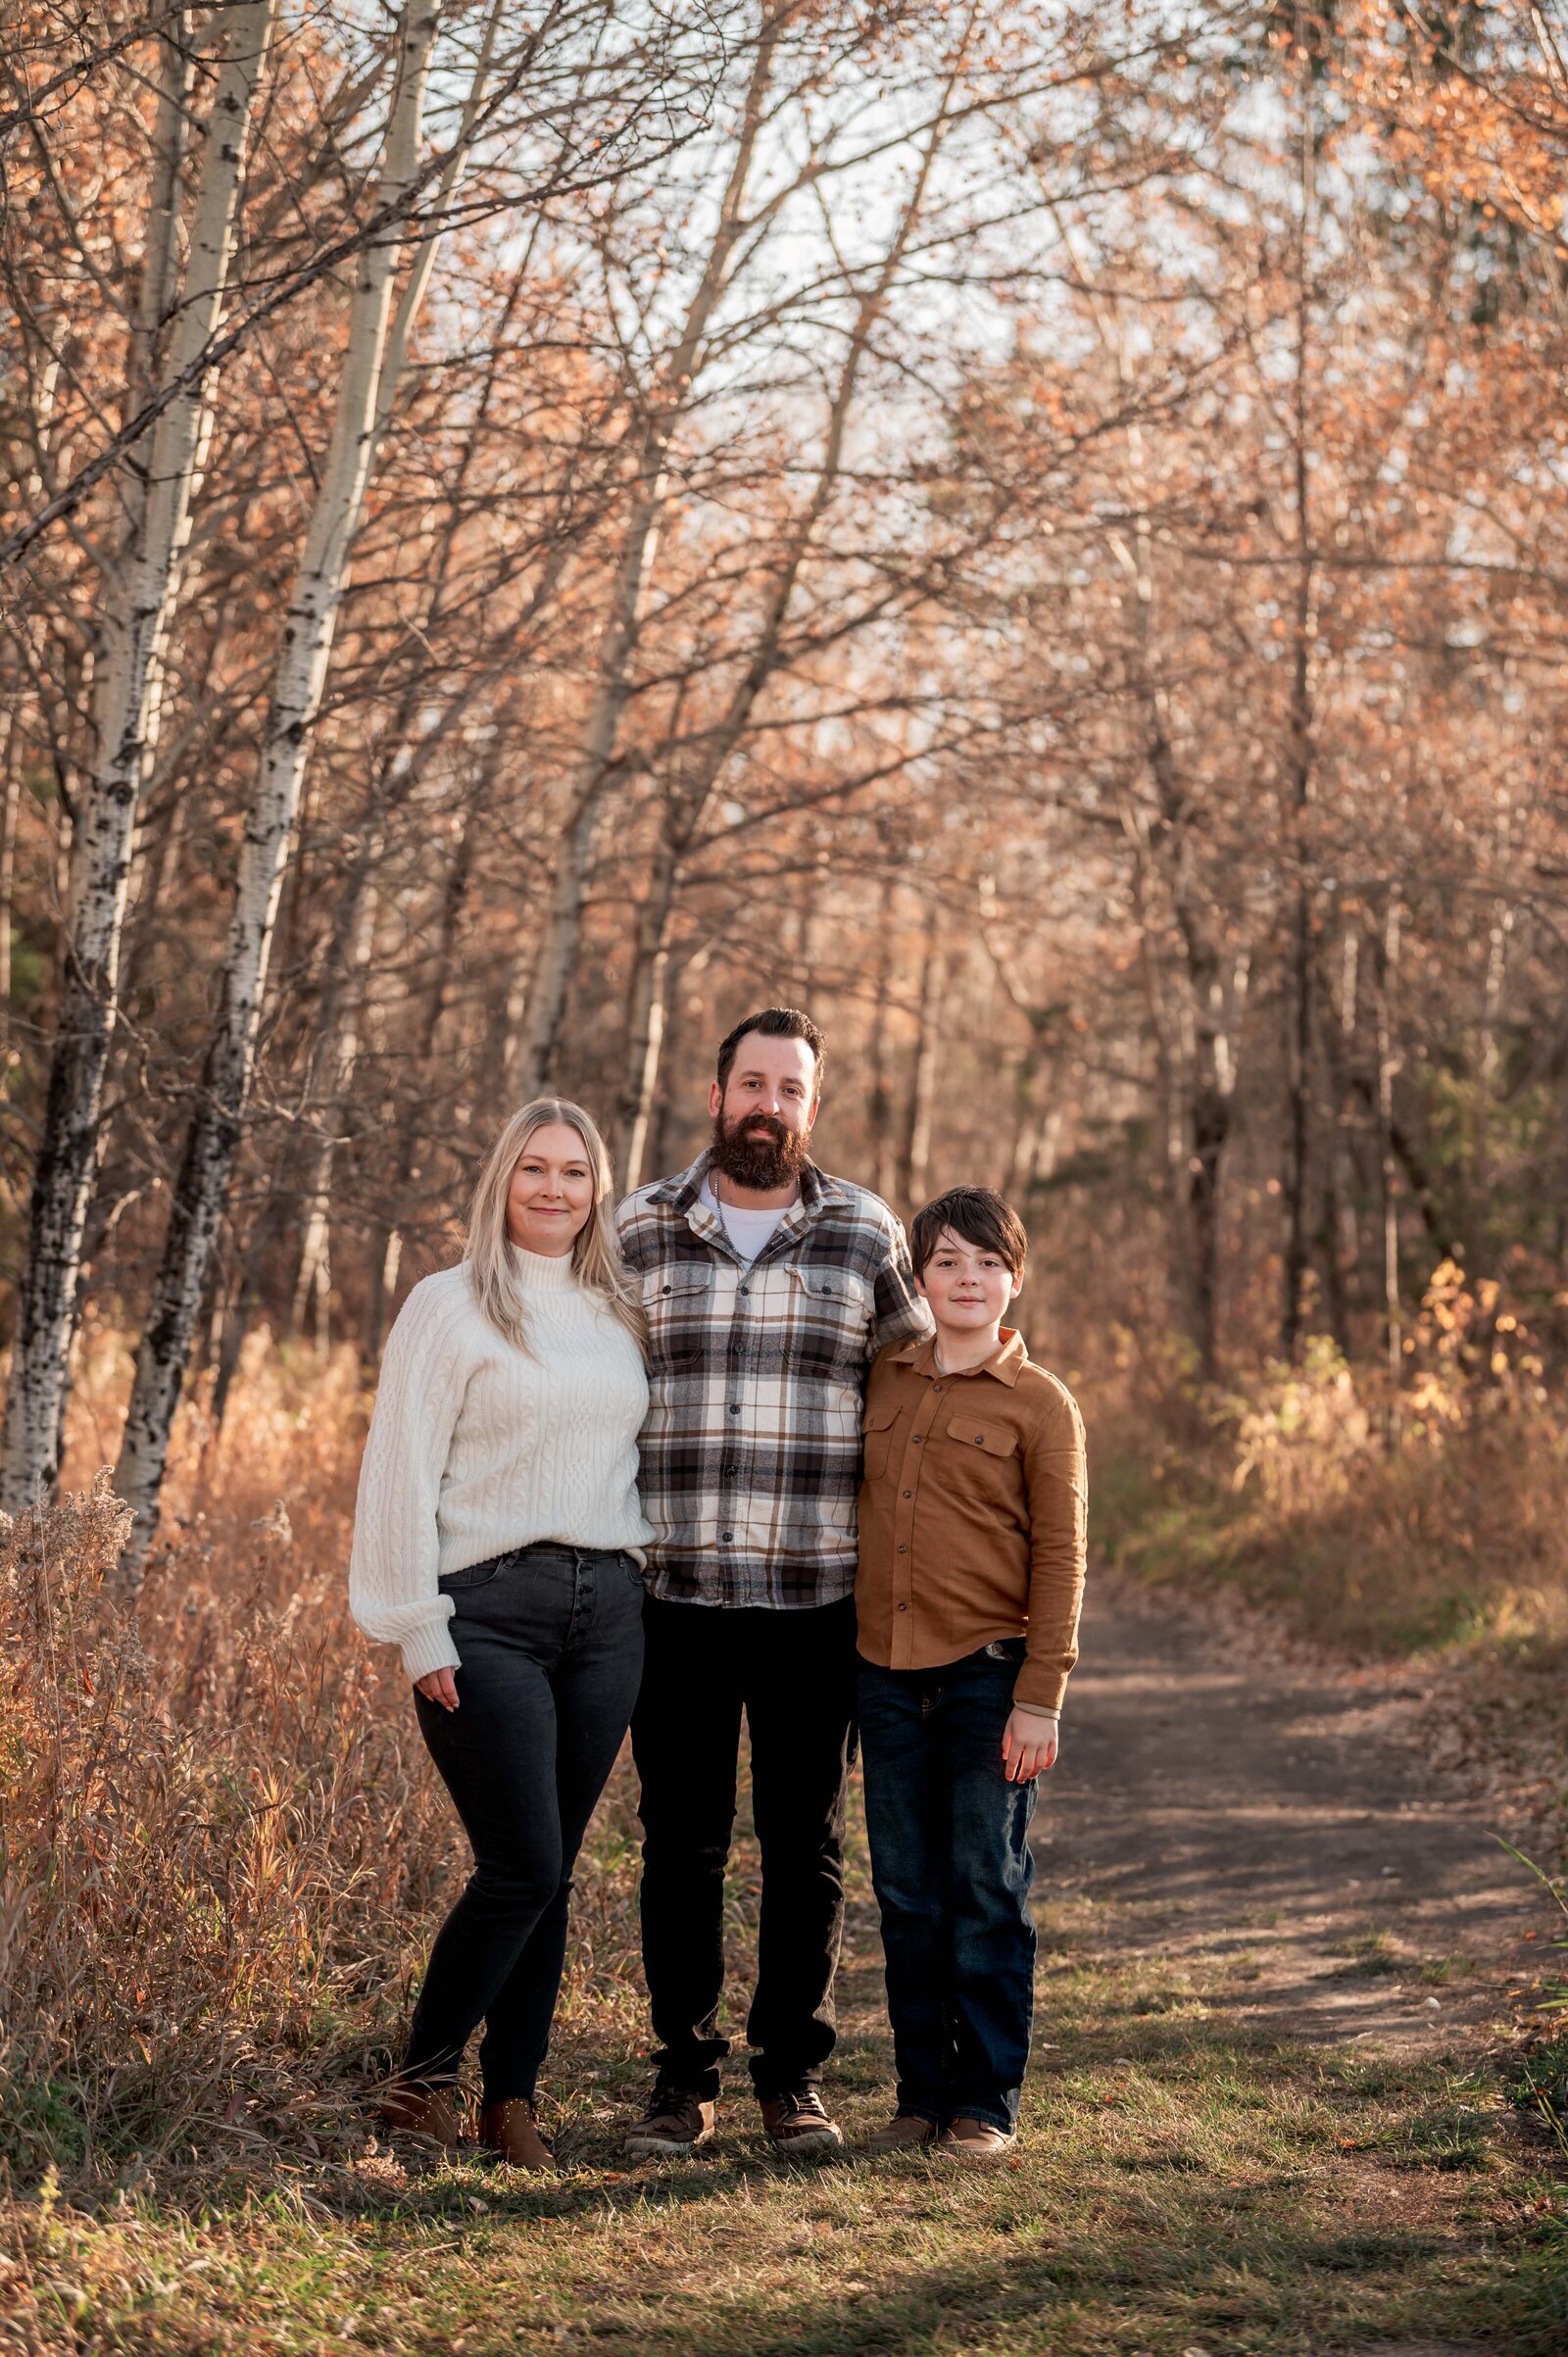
[855,1329,1087,1714]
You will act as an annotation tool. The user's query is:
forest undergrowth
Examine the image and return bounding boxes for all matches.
[1093,1259,1568,1873]
[0,1322,1564,2351]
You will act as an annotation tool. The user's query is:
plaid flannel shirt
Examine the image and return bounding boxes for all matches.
[616,1150,931,1608]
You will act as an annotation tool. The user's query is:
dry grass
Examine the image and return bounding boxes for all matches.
[1089,1264,1568,1681]
[0,1335,647,2193]
[0,1327,1562,2353]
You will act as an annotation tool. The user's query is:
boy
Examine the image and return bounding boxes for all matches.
[854,1186,1087,2160]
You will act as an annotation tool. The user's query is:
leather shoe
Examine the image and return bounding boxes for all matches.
[863,2112,940,2151]
[378,2080,463,2146]
[943,2115,1014,2161]
[624,2084,714,2158]
[479,2097,553,2170]
[759,2087,843,2154]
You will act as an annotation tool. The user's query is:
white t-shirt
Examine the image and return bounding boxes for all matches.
[700,1172,792,1265]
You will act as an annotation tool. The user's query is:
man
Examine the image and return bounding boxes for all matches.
[616,1006,930,2155]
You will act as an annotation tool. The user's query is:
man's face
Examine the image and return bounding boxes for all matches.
[708,1033,818,1189]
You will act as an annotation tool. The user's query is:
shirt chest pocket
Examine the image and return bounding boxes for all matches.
[940,1416,1020,1490]
[642,1268,711,1373]
[860,1400,901,1481]
[784,1263,872,1375]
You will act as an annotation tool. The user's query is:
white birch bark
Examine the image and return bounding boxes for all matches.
[0,2,275,1513]
[114,0,447,1547]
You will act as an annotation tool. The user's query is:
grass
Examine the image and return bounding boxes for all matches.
[5,1868,1567,2356]
[2,1336,1566,2352]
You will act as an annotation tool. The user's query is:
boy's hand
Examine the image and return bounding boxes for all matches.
[1002,1708,1057,1783]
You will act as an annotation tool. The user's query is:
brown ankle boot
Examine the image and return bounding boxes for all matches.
[478,2097,554,2170]
[379,2080,463,2145]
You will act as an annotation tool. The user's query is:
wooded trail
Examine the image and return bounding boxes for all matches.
[1043,1577,1540,2053]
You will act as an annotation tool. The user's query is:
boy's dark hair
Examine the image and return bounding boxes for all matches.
[910,1187,1029,1282]
[715,1007,826,1094]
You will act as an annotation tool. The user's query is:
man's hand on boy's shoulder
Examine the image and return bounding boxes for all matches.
[1003,1705,1058,1783]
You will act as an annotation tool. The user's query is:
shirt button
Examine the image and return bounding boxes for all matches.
[897,1601,908,1612]
[911,1435,922,1446]
[897,1544,907,1554]
[902,1489,911,1498]
[739,1285,750,1297]
[721,1531,733,1543]
[728,1404,740,1416]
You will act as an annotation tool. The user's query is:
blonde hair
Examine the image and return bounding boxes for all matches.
[465,1099,645,1354]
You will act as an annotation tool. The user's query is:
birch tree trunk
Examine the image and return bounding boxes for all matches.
[115,0,443,1547]
[0,2,275,1513]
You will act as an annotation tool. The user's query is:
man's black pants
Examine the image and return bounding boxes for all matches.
[631,1593,857,2101]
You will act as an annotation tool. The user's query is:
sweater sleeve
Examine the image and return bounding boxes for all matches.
[348,1277,473,1681]
[1015,1384,1088,1716]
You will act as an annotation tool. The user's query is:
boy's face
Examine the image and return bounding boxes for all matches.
[914,1225,1022,1339]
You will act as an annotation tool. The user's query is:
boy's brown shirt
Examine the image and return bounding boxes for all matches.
[854,1328,1087,1714]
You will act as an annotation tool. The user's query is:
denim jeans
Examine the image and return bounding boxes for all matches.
[858,1640,1038,2133]
[404,1543,645,2103]
[631,1594,858,2101]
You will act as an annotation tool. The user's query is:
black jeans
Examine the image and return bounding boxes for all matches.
[404,1544,645,2103]
[858,1641,1038,2134]
[631,1594,857,2102]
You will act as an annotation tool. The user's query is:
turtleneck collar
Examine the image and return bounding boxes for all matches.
[509,1244,583,1294]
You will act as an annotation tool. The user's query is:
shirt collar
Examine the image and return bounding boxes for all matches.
[888,1326,1029,1387]
[648,1148,839,1229]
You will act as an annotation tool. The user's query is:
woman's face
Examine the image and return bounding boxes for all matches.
[506,1122,597,1257]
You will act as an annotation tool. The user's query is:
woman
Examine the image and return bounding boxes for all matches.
[350,1098,650,2168]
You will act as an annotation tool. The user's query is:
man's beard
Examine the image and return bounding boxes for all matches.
[710,1108,810,1193]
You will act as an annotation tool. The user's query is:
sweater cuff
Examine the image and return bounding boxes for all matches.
[399,1616,463,1683]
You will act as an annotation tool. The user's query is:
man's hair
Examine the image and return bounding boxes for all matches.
[715,1006,827,1094]
[910,1186,1029,1282]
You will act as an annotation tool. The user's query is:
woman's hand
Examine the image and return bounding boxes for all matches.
[416,1666,460,1712]
[1002,1708,1057,1783]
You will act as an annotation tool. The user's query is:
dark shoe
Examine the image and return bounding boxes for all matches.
[623,2083,714,2159]
[378,2080,463,2146]
[942,2115,1014,2162]
[759,2087,843,2155]
[863,2112,940,2152]
[479,2097,553,2170]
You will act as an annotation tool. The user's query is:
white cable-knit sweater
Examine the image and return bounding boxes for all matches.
[348,1252,652,1680]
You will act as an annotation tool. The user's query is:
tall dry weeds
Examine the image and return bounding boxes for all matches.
[0,1347,647,2192]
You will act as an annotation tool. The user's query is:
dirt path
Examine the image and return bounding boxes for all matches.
[1040,1576,1544,2050]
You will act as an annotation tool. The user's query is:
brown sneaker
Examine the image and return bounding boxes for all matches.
[479,2097,553,2170]
[378,2080,463,2146]
[943,2115,1014,2162]
[759,2087,843,2155]
[863,2112,940,2152]
[623,2084,714,2159]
